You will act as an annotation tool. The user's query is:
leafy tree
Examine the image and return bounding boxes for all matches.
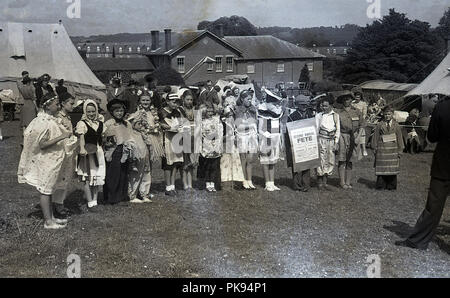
[299,64,310,83]
[338,9,441,84]
[151,65,185,86]
[197,16,257,36]
[435,7,450,39]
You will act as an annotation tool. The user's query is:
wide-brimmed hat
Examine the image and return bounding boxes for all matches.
[336,91,354,104]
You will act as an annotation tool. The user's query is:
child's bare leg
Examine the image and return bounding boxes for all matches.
[164,170,171,187]
[240,154,248,180]
[170,168,177,187]
[92,186,99,202]
[262,164,270,183]
[269,164,275,182]
[40,194,53,225]
[188,169,193,188]
[84,182,93,203]
[182,170,188,189]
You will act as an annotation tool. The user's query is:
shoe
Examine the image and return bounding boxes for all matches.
[142,197,153,203]
[53,218,68,225]
[265,184,275,192]
[165,190,176,197]
[44,222,66,230]
[395,240,427,251]
[323,184,332,191]
[54,204,71,218]
[272,185,281,191]
[87,205,100,212]
[242,181,250,189]
[301,187,310,192]
[211,187,217,192]
[149,193,155,198]
[346,184,353,189]
[248,181,256,189]
[130,198,144,204]
[341,184,349,189]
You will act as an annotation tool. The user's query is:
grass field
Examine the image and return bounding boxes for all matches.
[0,121,449,278]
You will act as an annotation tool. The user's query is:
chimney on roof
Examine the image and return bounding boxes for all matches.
[151,30,160,50]
[164,29,172,52]
[217,24,224,38]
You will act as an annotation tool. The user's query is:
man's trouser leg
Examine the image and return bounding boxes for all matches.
[407,177,450,249]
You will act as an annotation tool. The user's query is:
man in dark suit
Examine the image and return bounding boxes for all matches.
[106,77,126,101]
[395,96,450,250]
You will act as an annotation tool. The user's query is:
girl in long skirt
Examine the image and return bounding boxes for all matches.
[18,94,72,229]
[234,89,258,189]
[103,99,132,204]
[75,99,106,210]
[221,87,245,185]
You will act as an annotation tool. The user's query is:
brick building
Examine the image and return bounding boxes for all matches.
[76,30,325,87]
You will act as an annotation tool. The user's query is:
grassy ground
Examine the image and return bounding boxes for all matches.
[0,121,449,278]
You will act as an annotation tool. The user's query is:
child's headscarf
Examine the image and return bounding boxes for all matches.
[81,99,102,125]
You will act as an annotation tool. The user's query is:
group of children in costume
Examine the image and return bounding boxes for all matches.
[17,81,406,230]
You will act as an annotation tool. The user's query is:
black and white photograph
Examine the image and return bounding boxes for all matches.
[0,0,449,282]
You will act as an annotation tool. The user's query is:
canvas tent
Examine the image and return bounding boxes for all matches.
[406,51,450,97]
[0,22,107,110]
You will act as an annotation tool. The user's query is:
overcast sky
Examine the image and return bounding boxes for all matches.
[0,0,447,36]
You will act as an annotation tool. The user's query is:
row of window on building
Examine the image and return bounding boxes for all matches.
[313,48,347,55]
[78,45,151,53]
[176,57,314,74]
[176,56,235,73]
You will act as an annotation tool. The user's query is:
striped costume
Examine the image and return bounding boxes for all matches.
[371,120,404,189]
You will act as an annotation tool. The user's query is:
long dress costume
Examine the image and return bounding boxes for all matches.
[18,112,66,195]
[221,96,245,182]
[371,119,404,189]
[103,119,132,204]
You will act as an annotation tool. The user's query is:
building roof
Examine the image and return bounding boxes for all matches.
[359,80,418,92]
[224,35,325,60]
[85,57,155,72]
[406,51,450,96]
[164,30,243,57]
